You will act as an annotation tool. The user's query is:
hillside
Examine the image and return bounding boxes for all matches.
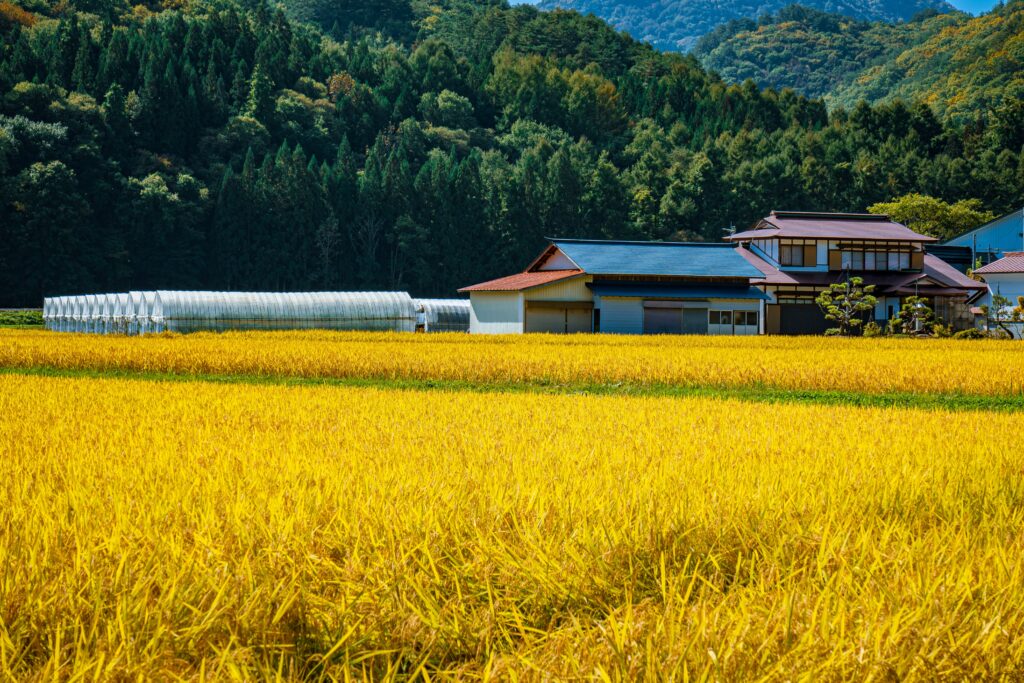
[692,6,966,102]
[0,0,1021,307]
[533,0,954,51]
[693,2,1024,121]
[829,0,1024,121]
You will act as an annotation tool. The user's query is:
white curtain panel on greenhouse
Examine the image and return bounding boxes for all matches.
[149,291,418,334]
[139,291,157,334]
[414,299,471,333]
[45,290,430,334]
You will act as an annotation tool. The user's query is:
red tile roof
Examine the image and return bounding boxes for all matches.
[974,252,1024,275]
[727,211,937,243]
[458,269,584,292]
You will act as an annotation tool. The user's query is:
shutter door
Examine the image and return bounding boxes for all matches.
[765,304,781,335]
[525,306,593,334]
[778,304,831,335]
[526,308,568,333]
[566,308,593,333]
[682,308,708,335]
[643,307,683,334]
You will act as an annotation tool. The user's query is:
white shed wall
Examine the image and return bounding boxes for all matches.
[469,292,524,334]
[983,273,1024,308]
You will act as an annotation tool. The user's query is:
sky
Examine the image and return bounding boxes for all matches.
[948,0,1001,13]
[513,0,1004,12]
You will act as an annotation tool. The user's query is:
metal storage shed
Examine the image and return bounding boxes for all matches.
[415,299,471,332]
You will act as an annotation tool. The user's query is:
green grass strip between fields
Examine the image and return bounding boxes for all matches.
[2,365,1022,413]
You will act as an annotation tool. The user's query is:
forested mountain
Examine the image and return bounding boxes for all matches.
[692,6,963,101]
[694,2,1024,121]
[828,0,1024,121]
[532,0,953,51]
[0,0,1022,307]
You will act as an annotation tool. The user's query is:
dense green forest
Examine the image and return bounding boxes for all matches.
[694,2,1024,120]
[533,0,952,51]
[0,0,1022,306]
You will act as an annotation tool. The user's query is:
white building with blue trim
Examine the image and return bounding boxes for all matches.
[944,208,1024,266]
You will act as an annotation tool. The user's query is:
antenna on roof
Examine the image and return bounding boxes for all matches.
[724,224,736,237]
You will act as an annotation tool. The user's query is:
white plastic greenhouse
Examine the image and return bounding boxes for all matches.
[42,291,424,334]
[414,299,471,333]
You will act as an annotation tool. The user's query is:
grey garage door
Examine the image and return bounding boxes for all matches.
[682,308,708,335]
[778,304,830,335]
[525,306,593,333]
[643,307,682,334]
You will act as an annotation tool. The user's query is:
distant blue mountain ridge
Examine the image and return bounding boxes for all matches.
[531,0,957,51]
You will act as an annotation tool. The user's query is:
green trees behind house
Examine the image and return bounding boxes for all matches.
[0,0,1022,306]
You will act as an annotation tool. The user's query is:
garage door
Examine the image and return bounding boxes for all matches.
[566,308,592,333]
[643,306,682,334]
[682,308,708,335]
[525,305,593,333]
[526,308,567,333]
[776,304,830,335]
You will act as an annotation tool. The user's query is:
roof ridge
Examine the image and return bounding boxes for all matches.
[769,211,890,221]
[548,238,735,247]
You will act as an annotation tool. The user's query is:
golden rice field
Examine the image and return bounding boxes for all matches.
[2,366,1024,680]
[2,328,1024,396]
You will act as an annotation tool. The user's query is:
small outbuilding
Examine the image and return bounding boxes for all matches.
[944,207,1024,266]
[974,252,1024,338]
[459,238,768,335]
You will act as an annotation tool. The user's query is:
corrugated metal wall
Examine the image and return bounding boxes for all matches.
[523,277,593,302]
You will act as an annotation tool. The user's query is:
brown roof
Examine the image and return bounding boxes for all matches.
[736,247,984,297]
[458,269,584,292]
[727,211,937,243]
[922,254,986,291]
[974,252,1024,275]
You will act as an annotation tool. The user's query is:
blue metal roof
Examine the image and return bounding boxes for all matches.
[589,282,770,301]
[550,239,763,278]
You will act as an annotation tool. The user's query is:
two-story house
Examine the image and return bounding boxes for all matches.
[727,212,986,334]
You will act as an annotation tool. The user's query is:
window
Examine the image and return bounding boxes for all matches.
[780,244,804,266]
[888,252,900,270]
[710,310,733,325]
[738,311,758,326]
[900,252,910,270]
[876,251,888,271]
[851,251,864,270]
[865,252,876,270]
